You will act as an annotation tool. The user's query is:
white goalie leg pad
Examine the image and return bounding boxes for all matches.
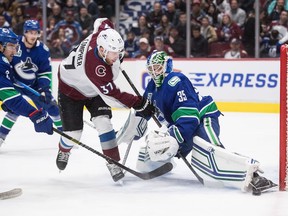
[136,145,176,172]
[116,108,148,145]
[146,130,179,162]
[191,136,261,192]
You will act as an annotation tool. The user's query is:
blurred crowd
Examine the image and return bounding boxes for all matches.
[0,0,287,59]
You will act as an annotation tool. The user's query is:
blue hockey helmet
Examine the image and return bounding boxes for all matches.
[0,28,18,47]
[23,20,40,34]
[146,51,173,87]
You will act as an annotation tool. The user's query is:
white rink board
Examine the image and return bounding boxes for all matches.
[51,59,280,104]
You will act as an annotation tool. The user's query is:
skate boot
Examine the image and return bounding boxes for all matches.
[56,149,70,171]
[250,172,278,195]
[106,163,124,182]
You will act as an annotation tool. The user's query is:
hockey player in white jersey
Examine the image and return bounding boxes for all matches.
[0,20,62,147]
[56,18,155,182]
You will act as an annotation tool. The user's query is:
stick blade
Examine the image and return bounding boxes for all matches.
[0,188,22,200]
[136,162,173,180]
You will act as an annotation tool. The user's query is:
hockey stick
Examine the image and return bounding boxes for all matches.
[14,80,58,106]
[53,128,173,180]
[0,188,22,200]
[121,68,204,184]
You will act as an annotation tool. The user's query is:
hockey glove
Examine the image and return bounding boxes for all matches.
[134,99,155,119]
[29,108,53,135]
[38,86,53,104]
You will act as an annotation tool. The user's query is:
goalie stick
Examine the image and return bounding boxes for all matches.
[0,188,22,200]
[120,68,204,184]
[53,128,173,180]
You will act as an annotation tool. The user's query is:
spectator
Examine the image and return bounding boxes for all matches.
[150,35,176,57]
[11,6,25,29]
[46,17,56,36]
[226,0,247,28]
[124,31,139,58]
[13,14,31,35]
[215,0,231,14]
[270,10,288,46]
[77,0,99,21]
[260,29,281,58]
[130,15,154,39]
[205,2,221,27]
[62,0,79,16]
[154,14,173,39]
[174,0,186,13]
[242,10,257,57]
[0,14,10,28]
[191,0,208,26]
[75,6,93,40]
[222,38,248,58]
[175,12,187,40]
[238,0,255,14]
[267,0,288,21]
[48,3,63,25]
[141,28,154,46]
[191,25,208,57]
[49,28,66,58]
[201,16,218,43]
[217,13,242,42]
[146,2,164,29]
[47,10,82,57]
[0,3,11,25]
[132,37,152,59]
[164,26,186,57]
[165,1,180,26]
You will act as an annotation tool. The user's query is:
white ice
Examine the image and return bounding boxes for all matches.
[0,110,287,216]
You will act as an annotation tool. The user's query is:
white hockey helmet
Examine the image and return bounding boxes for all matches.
[97,28,125,61]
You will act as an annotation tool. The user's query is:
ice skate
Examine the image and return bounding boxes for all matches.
[56,149,70,171]
[106,163,124,182]
[250,172,278,195]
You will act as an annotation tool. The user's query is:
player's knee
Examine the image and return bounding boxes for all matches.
[92,115,113,135]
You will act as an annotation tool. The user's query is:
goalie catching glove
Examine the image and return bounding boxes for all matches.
[146,129,179,162]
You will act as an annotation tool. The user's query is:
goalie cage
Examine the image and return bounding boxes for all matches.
[280,44,288,191]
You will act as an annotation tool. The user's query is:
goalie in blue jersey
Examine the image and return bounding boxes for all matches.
[0,28,53,138]
[0,20,62,147]
[131,50,277,195]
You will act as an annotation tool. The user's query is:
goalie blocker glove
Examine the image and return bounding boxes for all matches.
[133,98,155,119]
[29,108,53,135]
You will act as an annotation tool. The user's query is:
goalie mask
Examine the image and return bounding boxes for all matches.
[146,51,173,87]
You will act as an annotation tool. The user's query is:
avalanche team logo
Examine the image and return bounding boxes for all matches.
[95,65,106,77]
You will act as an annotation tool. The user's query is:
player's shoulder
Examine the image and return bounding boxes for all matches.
[165,72,187,87]
[35,40,50,53]
[0,54,10,68]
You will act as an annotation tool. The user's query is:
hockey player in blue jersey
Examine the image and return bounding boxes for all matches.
[0,28,53,138]
[0,20,62,147]
[132,50,277,195]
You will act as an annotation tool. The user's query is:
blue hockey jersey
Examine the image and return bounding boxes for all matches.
[11,36,52,89]
[143,71,221,146]
[0,53,36,117]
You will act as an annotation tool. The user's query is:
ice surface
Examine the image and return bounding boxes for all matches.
[0,110,287,216]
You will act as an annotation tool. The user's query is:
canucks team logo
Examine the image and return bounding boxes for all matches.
[14,57,38,80]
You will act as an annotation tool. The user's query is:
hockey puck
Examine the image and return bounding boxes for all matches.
[252,189,261,196]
